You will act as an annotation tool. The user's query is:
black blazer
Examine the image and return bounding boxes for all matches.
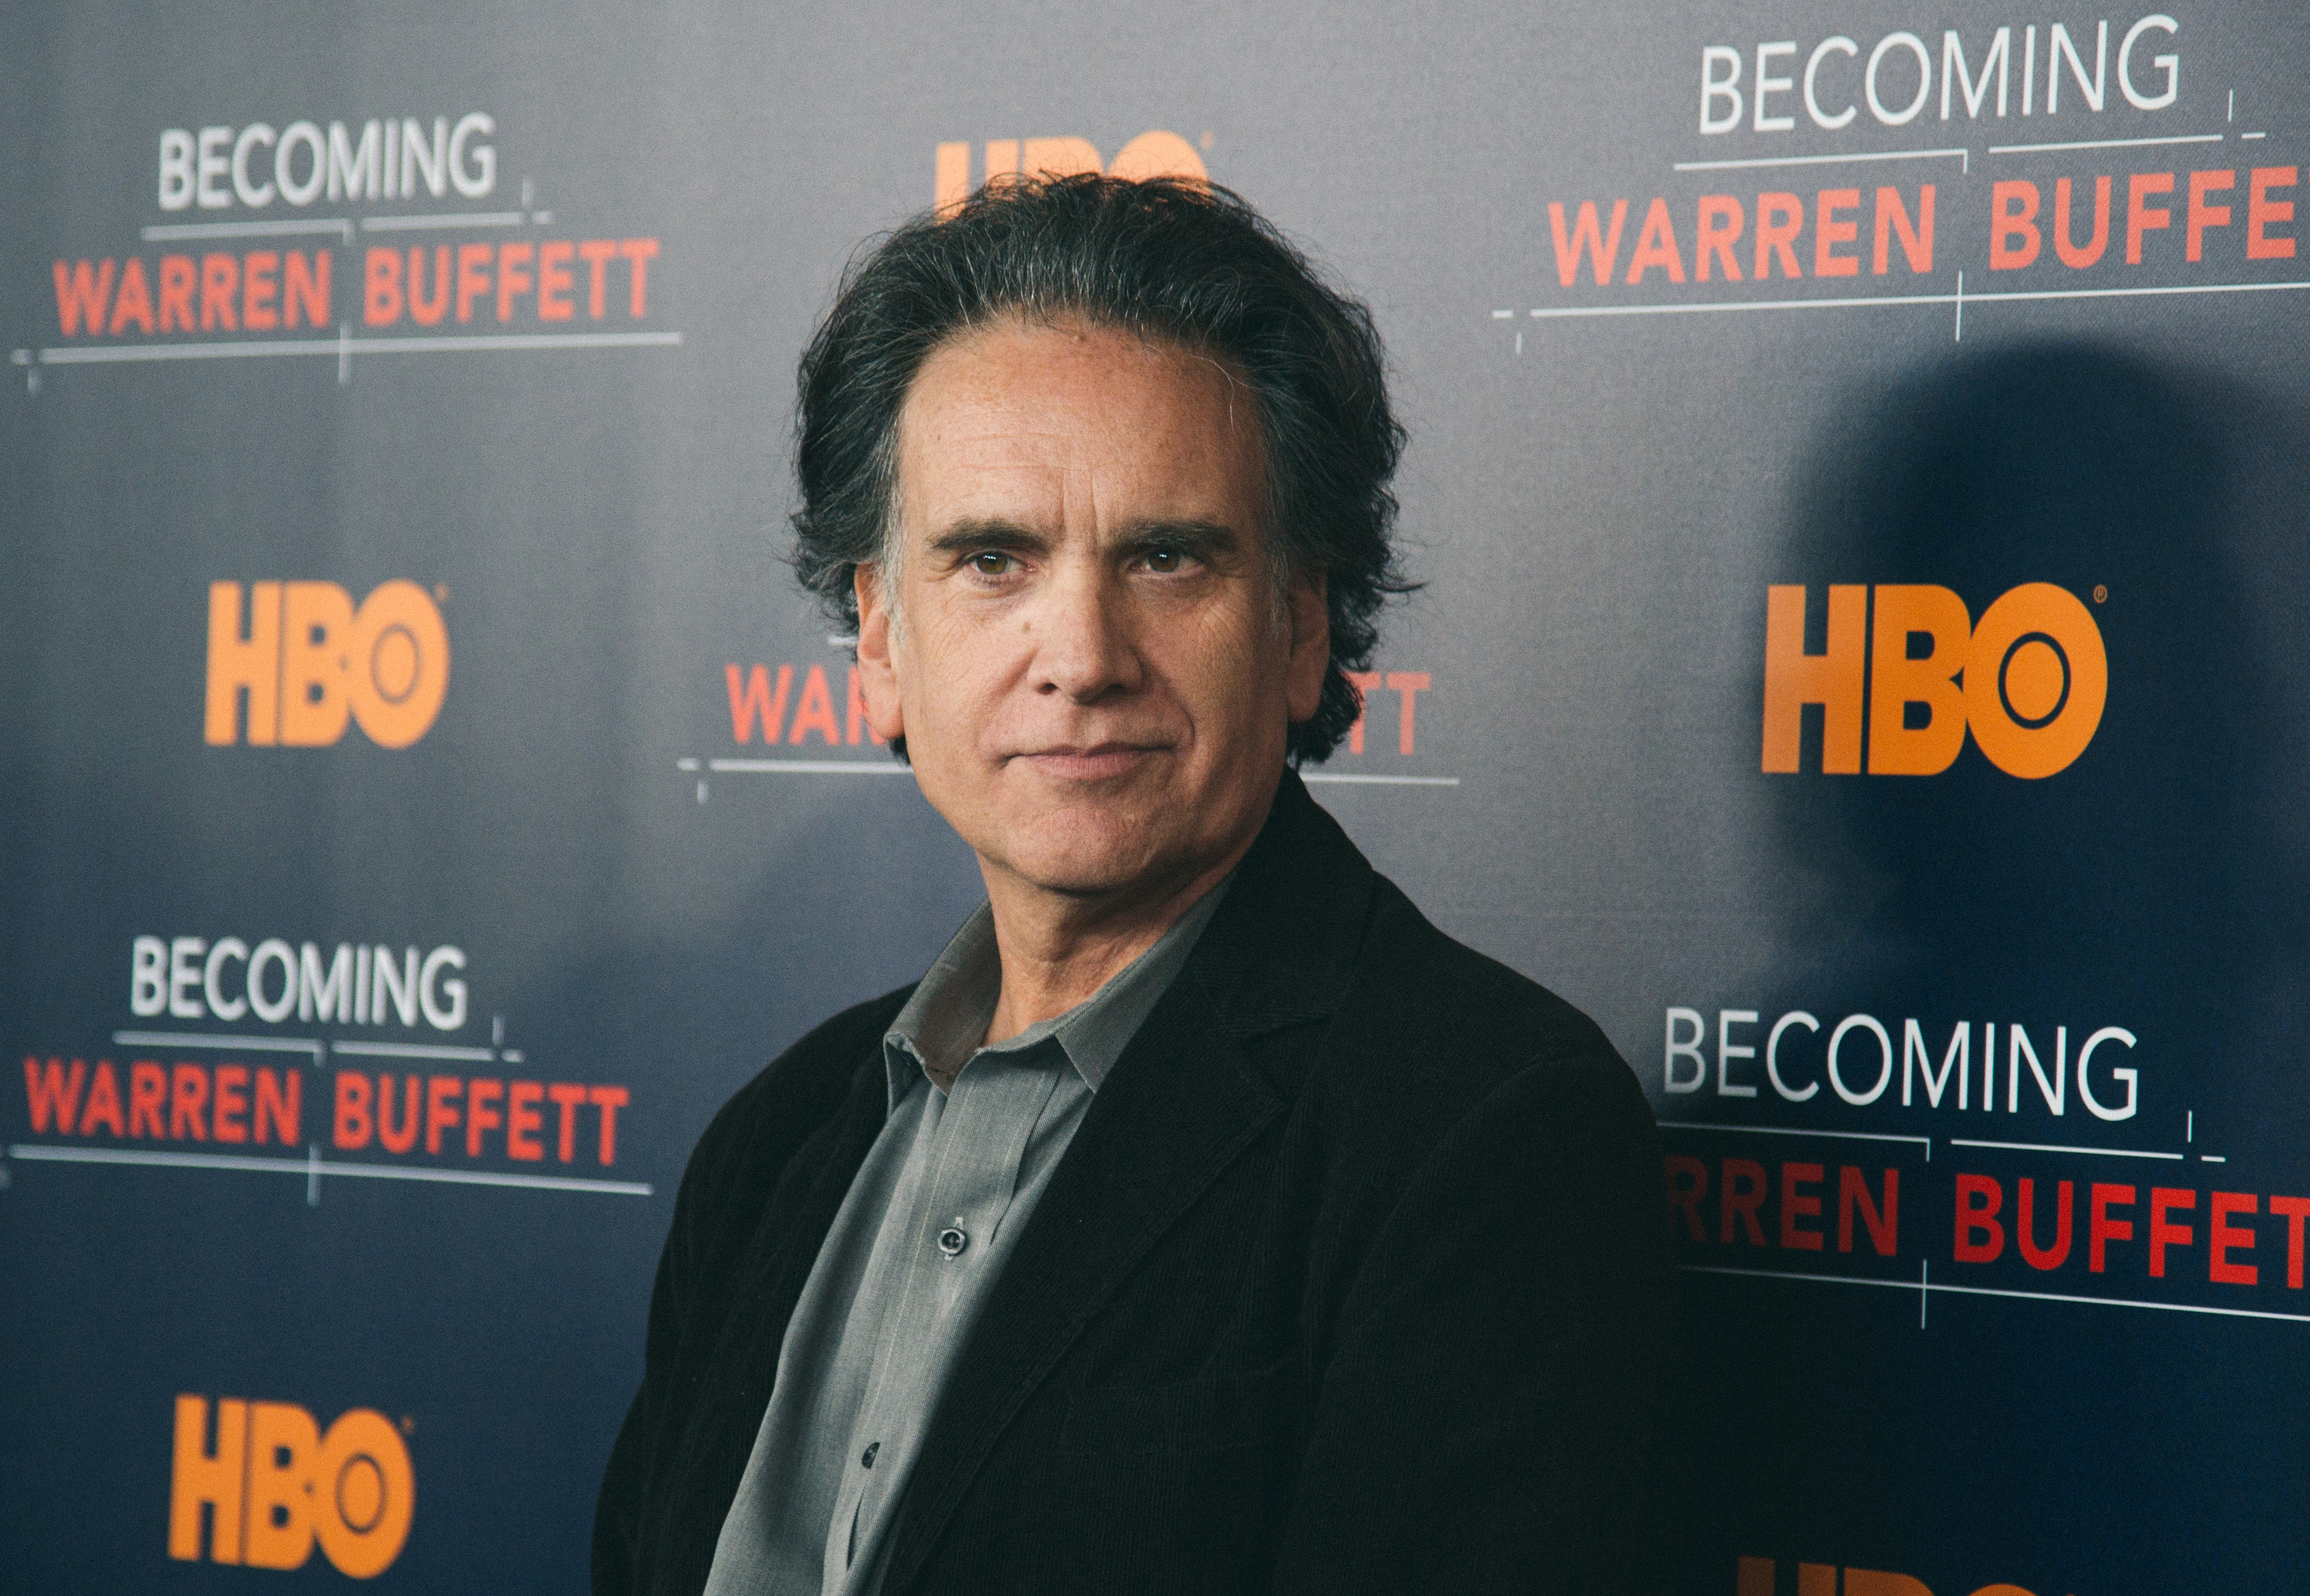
[594,773,1668,1595]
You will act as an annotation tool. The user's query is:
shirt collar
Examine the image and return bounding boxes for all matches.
[882,875,1232,1112]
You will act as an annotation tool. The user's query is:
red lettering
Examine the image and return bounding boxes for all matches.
[159,255,196,332]
[78,1061,125,1137]
[2271,1195,2310,1289]
[334,1070,374,1149]
[51,259,114,337]
[727,663,794,742]
[407,245,450,327]
[2017,1177,2073,1270]
[466,1076,504,1156]
[1780,1162,1824,1250]
[1813,188,1860,278]
[619,237,659,317]
[789,664,841,745]
[1385,672,1430,754]
[455,242,492,323]
[548,1082,587,1162]
[2186,169,2235,262]
[212,1064,249,1144]
[2149,1186,2195,1279]
[129,1061,167,1137]
[2054,176,2112,268]
[588,1084,630,1165]
[1548,200,1628,288]
[1624,197,1686,285]
[1954,1173,2003,1262]
[2090,1183,2136,1273]
[170,1062,211,1140]
[537,240,575,321]
[1696,196,1744,282]
[2126,172,2175,264]
[1721,1158,1767,1246]
[378,1074,420,1154]
[1754,192,1804,280]
[254,1067,299,1146]
[282,250,330,329]
[364,246,403,326]
[1838,1167,1898,1257]
[2249,167,2298,260]
[1344,670,1382,754]
[496,241,534,321]
[424,1073,463,1154]
[199,253,239,331]
[506,1080,546,1160]
[24,1057,87,1133]
[1991,180,2041,270]
[1665,1154,1707,1241]
[2210,1191,2258,1287]
[1872,185,1934,274]
[108,258,155,335]
[242,251,279,331]
[578,240,618,318]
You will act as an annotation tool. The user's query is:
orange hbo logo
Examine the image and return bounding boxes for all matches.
[1762,582,2107,778]
[169,1394,414,1576]
[206,580,450,748]
[934,130,1209,216]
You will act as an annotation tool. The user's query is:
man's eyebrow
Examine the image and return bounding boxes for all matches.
[925,520,1051,557]
[1114,519,1242,559]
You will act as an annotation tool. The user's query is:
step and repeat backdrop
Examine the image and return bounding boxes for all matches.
[5,2,2307,1591]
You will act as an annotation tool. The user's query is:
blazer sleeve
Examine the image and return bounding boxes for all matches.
[1272,1048,1671,1596]
[590,1092,725,1596]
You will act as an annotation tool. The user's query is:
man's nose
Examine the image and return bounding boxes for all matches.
[1032,563,1141,704]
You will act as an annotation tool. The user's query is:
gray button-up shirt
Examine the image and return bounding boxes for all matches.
[702,881,1228,1596]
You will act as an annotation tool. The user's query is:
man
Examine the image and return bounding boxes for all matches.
[595,175,1665,1596]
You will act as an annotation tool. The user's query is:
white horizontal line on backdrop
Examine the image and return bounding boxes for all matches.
[7,1142,651,1196]
[141,218,355,242]
[1989,132,2225,153]
[360,210,525,230]
[113,1029,323,1058]
[1523,278,2310,321]
[1686,1263,2310,1325]
[1948,1137,2185,1160]
[1674,147,1969,173]
[331,1040,497,1062]
[1659,1121,1931,1156]
[34,331,682,364]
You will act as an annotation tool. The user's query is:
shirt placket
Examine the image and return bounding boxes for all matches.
[827,1044,1065,1591]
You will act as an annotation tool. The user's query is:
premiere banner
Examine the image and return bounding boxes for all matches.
[4,4,2306,1592]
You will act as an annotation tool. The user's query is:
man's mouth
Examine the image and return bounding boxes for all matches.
[1011,742,1169,781]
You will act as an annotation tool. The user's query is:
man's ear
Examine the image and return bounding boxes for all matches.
[1284,567,1330,724]
[853,563,907,745]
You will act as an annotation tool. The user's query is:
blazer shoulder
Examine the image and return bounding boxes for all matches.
[680,984,913,1220]
[1361,873,1620,1072]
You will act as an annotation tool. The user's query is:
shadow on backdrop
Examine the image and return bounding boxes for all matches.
[1661,342,2310,1593]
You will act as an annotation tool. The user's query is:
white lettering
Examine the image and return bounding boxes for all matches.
[204,938,250,1023]
[448,112,495,198]
[1767,1011,1820,1101]
[1942,28,2011,121]
[1753,42,1797,132]
[231,123,276,207]
[1700,46,1745,135]
[1828,1013,1893,1105]
[2077,1027,2139,1121]
[1867,32,1932,126]
[1805,38,1858,130]
[276,122,326,206]
[420,945,468,1031]
[1665,1007,1706,1093]
[158,130,194,210]
[131,936,169,1016]
[2119,15,2179,110]
[195,126,232,209]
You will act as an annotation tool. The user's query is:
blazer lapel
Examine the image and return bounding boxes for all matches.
[881,772,1374,1591]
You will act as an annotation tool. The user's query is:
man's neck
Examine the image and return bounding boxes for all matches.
[977,846,1247,1047]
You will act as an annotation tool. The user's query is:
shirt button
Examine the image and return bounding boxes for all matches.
[937,1221,969,1257]
[861,1441,879,1469]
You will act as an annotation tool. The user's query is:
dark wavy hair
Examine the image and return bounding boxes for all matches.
[789,173,1411,764]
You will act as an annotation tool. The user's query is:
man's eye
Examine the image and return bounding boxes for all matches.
[1143,547,1185,573]
[968,551,1015,575]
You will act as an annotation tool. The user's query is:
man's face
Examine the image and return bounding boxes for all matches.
[855,314,1328,909]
